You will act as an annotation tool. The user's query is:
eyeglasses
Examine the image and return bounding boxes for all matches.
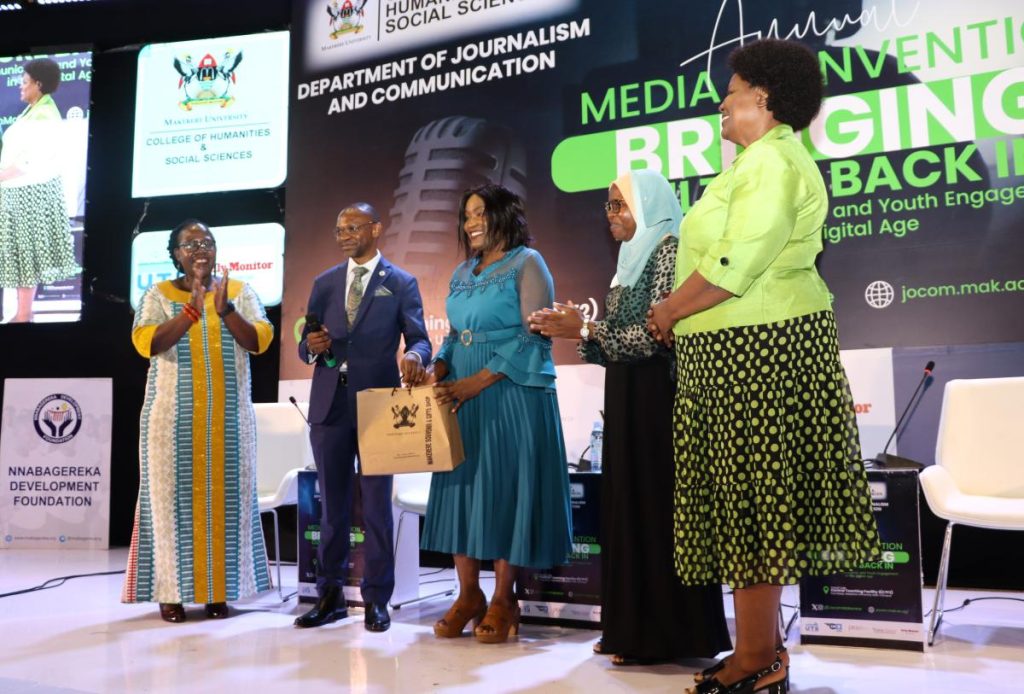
[177,239,216,252]
[604,199,627,214]
[335,221,376,238]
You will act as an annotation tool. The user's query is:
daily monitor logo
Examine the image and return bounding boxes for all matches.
[172,50,244,110]
[327,0,369,40]
[33,394,83,444]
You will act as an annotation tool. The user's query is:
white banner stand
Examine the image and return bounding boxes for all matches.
[1,378,112,549]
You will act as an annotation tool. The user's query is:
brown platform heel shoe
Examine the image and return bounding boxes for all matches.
[473,602,520,644]
[433,590,487,638]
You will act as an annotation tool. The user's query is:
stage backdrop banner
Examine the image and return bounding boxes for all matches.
[0,378,112,549]
[284,0,1024,391]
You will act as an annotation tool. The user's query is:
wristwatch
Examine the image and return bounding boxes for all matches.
[579,320,592,340]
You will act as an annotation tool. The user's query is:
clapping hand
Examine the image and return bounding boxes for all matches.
[213,268,230,316]
[190,276,205,316]
[528,301,585,339]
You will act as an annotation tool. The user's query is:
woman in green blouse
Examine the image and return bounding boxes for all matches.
[649,40,879,694]
[0,58,80,322]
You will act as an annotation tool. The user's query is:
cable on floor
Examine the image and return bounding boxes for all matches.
[0,570,126,599]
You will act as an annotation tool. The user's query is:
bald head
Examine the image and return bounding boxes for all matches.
[340,202,381,223]
[335,202,383,263]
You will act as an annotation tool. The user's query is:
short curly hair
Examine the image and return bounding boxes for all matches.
[167,218,212,274]
[728,39,824,132]
[23,58,62,95]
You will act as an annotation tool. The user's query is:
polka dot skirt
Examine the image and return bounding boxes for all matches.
[0,177,80,288]
[672,311,880,589]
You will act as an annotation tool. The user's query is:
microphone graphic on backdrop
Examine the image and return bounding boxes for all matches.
[303,313,337,368]
[383,116,526,340]
[873,360,935,470]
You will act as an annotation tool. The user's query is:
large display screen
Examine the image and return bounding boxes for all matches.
[131,30,289,198]
[130,222,285,308]
[0,50,91,324]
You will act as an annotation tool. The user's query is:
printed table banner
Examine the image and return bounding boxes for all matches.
[1,378,112,549]
[799,469,925,651]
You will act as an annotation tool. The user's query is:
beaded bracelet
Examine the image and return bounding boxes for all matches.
[182,304,201,323]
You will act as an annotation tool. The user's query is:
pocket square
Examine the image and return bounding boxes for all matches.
[373,286,393,297]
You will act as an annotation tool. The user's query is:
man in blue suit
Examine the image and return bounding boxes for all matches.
[295,202,432,631]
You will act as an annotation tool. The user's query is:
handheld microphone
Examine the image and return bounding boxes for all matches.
[304,313,338,368]
[874,360,935,470]
[288,396,311,428]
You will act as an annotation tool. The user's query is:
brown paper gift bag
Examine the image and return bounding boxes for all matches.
[356,386,465,475]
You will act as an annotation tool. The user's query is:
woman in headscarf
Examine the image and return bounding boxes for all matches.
[531,170,731,665]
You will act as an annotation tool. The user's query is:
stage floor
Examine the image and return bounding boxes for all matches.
[1,549,1021,693]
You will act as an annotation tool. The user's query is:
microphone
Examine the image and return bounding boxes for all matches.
[288,396,310,427]
[873,361,935,470]
[288,396,316,471]
[304,313,337,368]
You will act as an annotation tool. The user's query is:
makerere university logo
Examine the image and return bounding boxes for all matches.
[33,394,83,444]
[327,0,369,39]
[172,49,244,110]
[391,403,419,429]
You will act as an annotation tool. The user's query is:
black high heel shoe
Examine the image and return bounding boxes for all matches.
[695,647,788,684]
[692,657,788,694]
[159,603,186,623]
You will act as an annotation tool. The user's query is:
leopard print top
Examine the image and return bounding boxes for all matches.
[579,236,677,366]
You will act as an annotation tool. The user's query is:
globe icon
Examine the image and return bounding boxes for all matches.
[865,281,895,309]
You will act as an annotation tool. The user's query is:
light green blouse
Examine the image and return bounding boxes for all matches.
[673,124,831,336]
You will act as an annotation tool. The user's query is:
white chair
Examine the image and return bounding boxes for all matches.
[919,377,1024,646]
[255,402,315,600]
[390,472,456,609]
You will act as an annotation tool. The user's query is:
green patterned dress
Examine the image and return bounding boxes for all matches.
[0,94,80,288]
[671,125,880,588]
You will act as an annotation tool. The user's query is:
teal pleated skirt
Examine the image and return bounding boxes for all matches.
[421,338,573,569]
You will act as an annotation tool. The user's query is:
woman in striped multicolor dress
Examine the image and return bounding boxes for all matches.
[122,219,274,622]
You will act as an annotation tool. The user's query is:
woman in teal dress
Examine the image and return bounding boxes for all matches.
[423,183,572,644]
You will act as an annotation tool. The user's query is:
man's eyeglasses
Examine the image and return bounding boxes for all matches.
[335,221,376,237]
[603,199,627,214]
[177,239,216,252]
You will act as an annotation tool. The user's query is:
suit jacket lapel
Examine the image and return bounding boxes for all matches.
[351,257,391,332]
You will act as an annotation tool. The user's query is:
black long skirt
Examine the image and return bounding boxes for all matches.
[599,356,733,660]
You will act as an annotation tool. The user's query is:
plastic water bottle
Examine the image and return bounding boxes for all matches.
[588,420,603,473]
